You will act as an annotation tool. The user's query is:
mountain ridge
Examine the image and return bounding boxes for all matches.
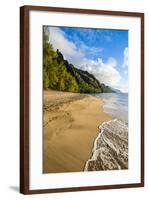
[43,28,115,93]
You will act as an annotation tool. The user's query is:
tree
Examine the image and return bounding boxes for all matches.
[43,28,79,93]
[43,70,49,90]
[43,28,113,93]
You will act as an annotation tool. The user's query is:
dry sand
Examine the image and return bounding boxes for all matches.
[43,90,112,173]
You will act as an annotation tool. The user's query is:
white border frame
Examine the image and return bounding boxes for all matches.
[29,10,141,190]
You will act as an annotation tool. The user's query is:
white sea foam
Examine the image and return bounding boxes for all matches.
[84,119,128,171]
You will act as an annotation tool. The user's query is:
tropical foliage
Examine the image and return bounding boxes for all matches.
[43,28,115,93]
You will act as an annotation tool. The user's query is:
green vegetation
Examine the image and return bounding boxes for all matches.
[43,31,78,92]
[43,28,115,93]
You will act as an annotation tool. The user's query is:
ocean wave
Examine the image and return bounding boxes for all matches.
[84,119,128,171]
[94,93,128,123]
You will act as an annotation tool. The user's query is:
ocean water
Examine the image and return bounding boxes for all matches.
[94,93,128,123]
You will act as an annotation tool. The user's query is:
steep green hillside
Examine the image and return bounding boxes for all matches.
[43,29,115,93]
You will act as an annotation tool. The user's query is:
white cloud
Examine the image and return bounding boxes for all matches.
[80,57,121,87]
[116,47,129,93]
[48,27,84,65]
[107,57,118,68]
[115,83,128,93]
[48,27,103,66]
[48,27,121,87]
[123,70,128,75]
[122,47,128,68]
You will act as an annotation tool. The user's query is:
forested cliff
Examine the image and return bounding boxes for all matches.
[43,29,115,93]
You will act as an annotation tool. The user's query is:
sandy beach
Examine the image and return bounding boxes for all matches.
[43,90,112,173]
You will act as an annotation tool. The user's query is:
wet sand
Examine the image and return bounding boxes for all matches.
[43,90,112,173]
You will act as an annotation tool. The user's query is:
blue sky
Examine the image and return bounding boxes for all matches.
[47,26,128,92]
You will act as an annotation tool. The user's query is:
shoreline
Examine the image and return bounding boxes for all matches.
[94,93,128,123]
[84,119,128,171]
[43,90,112,173]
